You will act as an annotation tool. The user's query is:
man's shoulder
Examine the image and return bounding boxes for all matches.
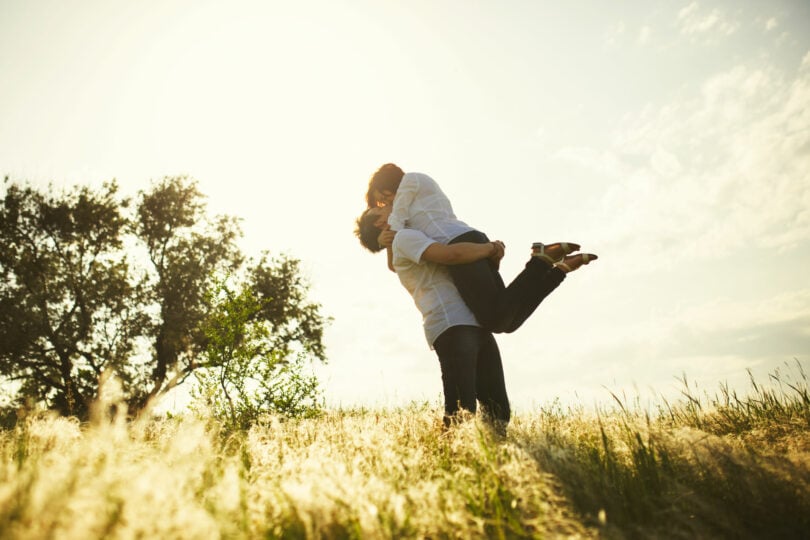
[393,229,435,264]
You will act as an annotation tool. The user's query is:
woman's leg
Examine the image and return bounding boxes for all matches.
[500,265,566,333]
[447,231,505,331]
[448,231,565,333]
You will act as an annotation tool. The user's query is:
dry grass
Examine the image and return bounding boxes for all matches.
[1,365,808,539]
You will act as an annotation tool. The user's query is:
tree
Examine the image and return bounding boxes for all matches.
[131,176,244,408]
[0,179,146,417]
[249,253,327,363]
[0,175,329,422]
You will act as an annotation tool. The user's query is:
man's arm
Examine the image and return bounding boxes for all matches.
[386,246,395,272]
[374,229,397,272]
[421,241,504,265]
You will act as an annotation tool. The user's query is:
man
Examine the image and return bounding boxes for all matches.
[356,204,513,429]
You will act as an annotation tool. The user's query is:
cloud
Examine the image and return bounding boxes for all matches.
[637,25,652,46]
[669,289,810,345]
[677,2,739,38]
[586,287,810,361]
[543,288,810,402]
[605,21,626,46]
[765,17,778,32]
[678,2,699,21]
[605,21,656,49]
[558,56,810,271]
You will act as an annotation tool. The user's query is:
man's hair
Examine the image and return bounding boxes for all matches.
[365,163,404,208]
[354,208,384,253]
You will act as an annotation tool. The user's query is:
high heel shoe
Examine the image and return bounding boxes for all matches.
[531,242,580,264]
[556,253,598,273]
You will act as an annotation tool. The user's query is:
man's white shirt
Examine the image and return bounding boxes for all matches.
[391,229,479,349]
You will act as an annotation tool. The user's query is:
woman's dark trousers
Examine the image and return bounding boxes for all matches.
[449,230,565,334]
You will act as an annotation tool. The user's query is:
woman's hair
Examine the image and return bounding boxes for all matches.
[365,163,404,208]
[354,208,384,253]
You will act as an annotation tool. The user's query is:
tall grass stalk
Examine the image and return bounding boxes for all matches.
[1,364,808,539]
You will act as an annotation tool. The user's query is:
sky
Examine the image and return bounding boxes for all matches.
[1,0,808,412]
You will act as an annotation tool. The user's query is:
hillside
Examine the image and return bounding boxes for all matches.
[1,368,808,539]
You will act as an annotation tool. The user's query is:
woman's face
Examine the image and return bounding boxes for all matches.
[374,189,395,207]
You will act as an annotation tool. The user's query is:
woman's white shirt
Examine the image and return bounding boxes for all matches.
[387,172,473,244]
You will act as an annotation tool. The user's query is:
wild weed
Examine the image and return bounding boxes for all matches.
[1,364,807,539]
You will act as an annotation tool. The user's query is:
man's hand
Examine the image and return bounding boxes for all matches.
[489,240,505,270]
[377,229,396,249]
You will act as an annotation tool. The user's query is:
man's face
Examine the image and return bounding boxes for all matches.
[370,205,391,230]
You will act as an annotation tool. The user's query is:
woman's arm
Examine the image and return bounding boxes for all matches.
[387,174,420,231]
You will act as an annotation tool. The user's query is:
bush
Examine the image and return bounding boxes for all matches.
[190,278,322,432]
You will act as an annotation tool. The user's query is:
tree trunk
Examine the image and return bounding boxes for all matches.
[56,353,84,417]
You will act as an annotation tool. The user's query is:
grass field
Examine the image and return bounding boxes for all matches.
[1,364,808,539]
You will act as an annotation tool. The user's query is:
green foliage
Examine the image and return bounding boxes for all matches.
[131,175,245,408]
[0,178,146,417]
[190,277,322,431]
[248,253,327,363]
[0,176,328,420]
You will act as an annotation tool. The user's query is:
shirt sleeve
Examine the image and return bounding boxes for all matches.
[393,229,436,265]
[387,173,420,231]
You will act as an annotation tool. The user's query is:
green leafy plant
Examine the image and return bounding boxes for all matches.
[191,277,322,431]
